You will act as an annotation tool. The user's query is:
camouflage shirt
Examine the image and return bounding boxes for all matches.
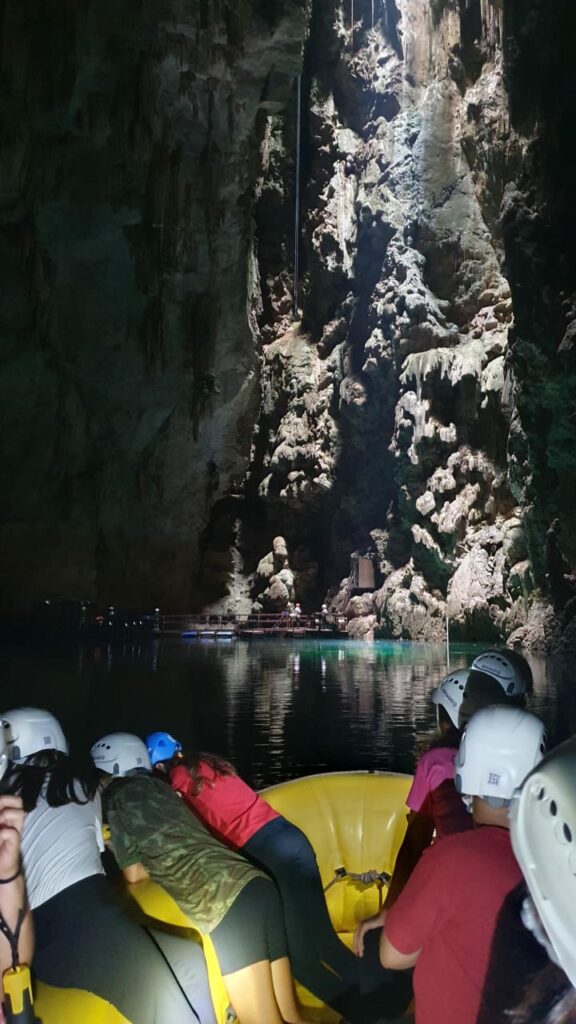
[106,774,264,933]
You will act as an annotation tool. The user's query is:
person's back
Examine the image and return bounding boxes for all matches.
[385,825,522,1024]
[170,758,279,847]
[407,745,472,840]
[106,773,262,933]
[381,706,548,1024]
[21,783,104,909]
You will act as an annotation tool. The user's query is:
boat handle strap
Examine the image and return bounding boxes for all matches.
[0,906,25,971]
[324,866,392,893]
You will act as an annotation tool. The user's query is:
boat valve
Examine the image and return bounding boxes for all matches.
[3,964,40,1023]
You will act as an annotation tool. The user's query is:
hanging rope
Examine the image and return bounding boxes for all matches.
[350,0,354,48]
[293,74,302,320]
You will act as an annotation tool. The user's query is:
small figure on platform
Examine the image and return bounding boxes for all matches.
[294,602,302,619]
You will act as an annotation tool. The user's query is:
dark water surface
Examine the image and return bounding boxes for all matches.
[1,638,575,788]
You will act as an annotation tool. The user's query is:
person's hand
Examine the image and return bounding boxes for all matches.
[0,795,24,881]
[353,909,387,957]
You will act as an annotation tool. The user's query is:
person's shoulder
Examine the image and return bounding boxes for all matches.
[171,763,189,783]
[422,824,479,864]
[417,746,457,771]
[108,773,153,806]
[432,825,514,867]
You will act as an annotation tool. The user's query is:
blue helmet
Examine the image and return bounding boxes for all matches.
[146,731,182,766]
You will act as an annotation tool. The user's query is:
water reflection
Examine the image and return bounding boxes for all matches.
[0,639,574,789]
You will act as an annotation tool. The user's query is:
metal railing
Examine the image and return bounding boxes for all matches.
[155,612,337,635]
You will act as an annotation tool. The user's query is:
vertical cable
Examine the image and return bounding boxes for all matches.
[351,0,354,47]
[293,74,302,320]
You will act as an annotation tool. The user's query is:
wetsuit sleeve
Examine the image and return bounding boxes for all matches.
[107,799,141,870]
[385,841,446,954]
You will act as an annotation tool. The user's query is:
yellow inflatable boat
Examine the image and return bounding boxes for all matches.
[32,771,411,1024]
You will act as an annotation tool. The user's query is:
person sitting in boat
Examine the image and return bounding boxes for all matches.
[92,732,315,1024]
[0,725,33,1021]
[459,648,533,721]
[354,650,533,957]
[144,732,366,1015]
[477,733,576,1024]
[1,708,214,1024]
[378,705,547,1024]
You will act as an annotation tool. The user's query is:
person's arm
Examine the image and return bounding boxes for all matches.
[353,907,387,956]
[107,795,148,885]
[381,840,445,973]
[380,931,421,970]
[123,862,150,884]
[0,796,34,971]
[383,810,435,910]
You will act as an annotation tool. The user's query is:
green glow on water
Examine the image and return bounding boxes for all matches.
[0,639,574,788]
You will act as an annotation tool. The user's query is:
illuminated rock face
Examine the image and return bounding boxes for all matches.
[250,0,522,641]
[1,0,574,645]
[249,0,575,645]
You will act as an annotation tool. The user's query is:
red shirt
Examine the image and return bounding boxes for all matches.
[385,827,522,1024]
[170,761,279,849]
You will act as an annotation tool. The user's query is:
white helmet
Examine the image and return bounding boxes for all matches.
[91,733,151,777]
[469,649,532,698]
[455,706,546,808]
[0,728,7,781]
[510,736,576,987]
[431,669,469,729]
[1,708,68,763]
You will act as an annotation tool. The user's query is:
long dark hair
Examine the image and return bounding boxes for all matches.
[416,705,462,755]
[163,751,236,795]
[429,707,462,750]
[6,750,98,811]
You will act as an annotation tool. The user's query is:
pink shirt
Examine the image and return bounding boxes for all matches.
[170,762,279,849]
[407,747,472,838]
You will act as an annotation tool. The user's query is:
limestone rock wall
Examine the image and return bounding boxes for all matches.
[248,0,533,641]
[0,0,309,611]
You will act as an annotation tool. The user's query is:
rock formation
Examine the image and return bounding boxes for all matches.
[246,0,576,646]
[1,0,575,647]
[0,0,310,611]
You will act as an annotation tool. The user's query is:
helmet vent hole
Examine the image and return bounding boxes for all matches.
[536,786,546,801]
[555,820,573,846]
[549,800,558,817]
